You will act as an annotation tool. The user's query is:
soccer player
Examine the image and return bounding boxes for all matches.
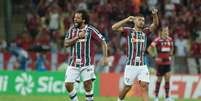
[112,9,159,101]
[147,27,174,101]
[64,10,108,101]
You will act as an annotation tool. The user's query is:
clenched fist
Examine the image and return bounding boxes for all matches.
[152,8,158,15]
[126,16,135,22]
[78,30,85,39]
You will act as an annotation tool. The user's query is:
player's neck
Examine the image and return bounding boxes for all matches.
[134,26,142,31]
[160,36,167,39]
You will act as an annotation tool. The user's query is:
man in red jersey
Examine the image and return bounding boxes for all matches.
[64,10,108,101]
[147,27,174,101]
[112,8,159,101]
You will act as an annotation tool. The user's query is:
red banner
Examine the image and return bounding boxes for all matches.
[100,73,201,99]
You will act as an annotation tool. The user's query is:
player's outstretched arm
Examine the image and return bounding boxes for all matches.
[147,45,154,57]
[150,8,159,32]
[147,42,156,57]
[101,41,108,65]
[64,31,85,47]
[170,41,174,56]
[112,16,135,32]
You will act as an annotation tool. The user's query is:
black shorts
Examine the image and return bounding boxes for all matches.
[156,64,171,76]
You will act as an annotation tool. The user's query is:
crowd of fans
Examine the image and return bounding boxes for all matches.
[0,0,201,73]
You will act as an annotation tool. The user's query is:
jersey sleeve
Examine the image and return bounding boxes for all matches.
[143,27,152,37]
[65,26,73,40]
[90,27,106,43]
[170,37,174,49]
[150,38,158,47]
[122,27,132,36]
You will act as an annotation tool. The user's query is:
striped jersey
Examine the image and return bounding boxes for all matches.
[123,27,150,66]
[150,36,174,65]
[65,25,106,68]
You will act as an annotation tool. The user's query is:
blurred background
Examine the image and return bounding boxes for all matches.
[0,0,201,73]
[0,0,201,100]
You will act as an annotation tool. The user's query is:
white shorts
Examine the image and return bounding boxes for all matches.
[124,65,150,86]
[64,65,96,83]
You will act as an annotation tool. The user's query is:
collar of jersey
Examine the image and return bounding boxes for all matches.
[78,24,88,31]
[132,28,142,32]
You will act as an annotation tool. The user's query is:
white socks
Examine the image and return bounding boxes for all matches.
[69,89,78,101]
[85,90,94,101]
[117,98,124,101]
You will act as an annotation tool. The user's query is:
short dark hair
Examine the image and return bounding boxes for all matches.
[75,9,89,24]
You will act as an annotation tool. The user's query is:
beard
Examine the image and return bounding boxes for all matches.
[138,24,144,29]
[74,22,82,28]
[163,34,168,38]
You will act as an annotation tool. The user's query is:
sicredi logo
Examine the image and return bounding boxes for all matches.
[37,76,65,93]
[0,76,8,92]
[15,73,34,95]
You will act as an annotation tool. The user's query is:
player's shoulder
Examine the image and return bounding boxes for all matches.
[65,25,75,35]
[88,25,98,30]
[122,27,133,33]
[167,36,173,41]
[68,25,76,31]
[123,27,132,30]
[143,26,151,31]
[143,26,150,30]
[154,36,160,42]
[142,26,152,35]
[87,25,101,34]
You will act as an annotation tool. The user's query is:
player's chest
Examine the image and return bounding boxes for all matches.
[72,29,91,42]
[129,31,146,43]
[157,39,172,52]
[157,39,171,46]
[71,29,90,37]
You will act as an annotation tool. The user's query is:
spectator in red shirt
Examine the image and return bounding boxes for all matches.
[190,39,201,73]
[26,9,40,38]
[34,26,50,47]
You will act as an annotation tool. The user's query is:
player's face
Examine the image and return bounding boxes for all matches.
[73,13,84,28]
[161,27,169,38]
[134,17,145,29]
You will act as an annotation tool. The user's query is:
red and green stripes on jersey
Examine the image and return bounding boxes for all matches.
[150,36,174,65]
[66,25,105,68]
[85,29,92,66]
[124,28,148,66]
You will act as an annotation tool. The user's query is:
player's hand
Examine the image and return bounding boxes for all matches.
[101,56,109,66]
[78,30,85,39]
[126,16,135,22]
[152,8,158,15]
[155,57,161,62]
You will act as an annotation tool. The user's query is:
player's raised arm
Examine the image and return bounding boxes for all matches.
[89,26,109,65]
[150,8,159,32]
[112,16,135,32]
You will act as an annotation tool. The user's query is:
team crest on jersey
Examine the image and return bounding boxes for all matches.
[131,31,145,43]
[78,29,88,42]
